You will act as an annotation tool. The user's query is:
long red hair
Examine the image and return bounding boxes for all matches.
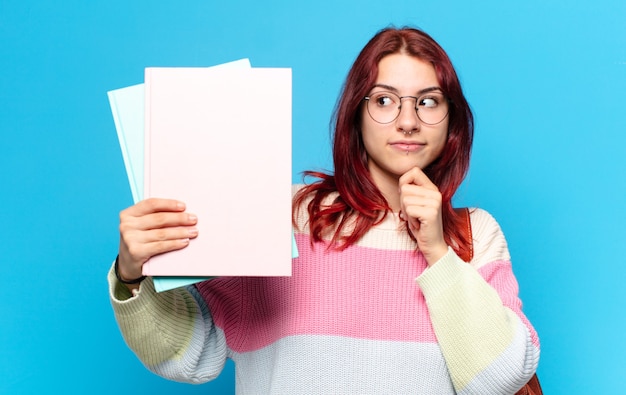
[294,27,474,259]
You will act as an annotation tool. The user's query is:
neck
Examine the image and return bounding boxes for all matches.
[370,171,401,213]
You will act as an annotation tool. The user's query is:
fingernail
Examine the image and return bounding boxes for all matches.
[188,227,198,237]
[188,214,197,223]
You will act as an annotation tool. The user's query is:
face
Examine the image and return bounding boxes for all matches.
[361,53,449,186]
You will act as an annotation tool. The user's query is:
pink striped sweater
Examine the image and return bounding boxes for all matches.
[109,191,539,394]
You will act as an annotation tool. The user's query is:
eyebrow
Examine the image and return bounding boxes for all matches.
[370,84,443,95]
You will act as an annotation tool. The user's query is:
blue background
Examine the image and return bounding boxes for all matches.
[1,1,624,393]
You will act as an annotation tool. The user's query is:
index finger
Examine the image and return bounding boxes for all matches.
[123,198,187,217]
[398,167,437,191]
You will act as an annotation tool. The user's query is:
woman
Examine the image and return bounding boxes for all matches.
[110,27,540,394]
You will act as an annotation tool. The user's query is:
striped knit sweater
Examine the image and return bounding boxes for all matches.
[108,190,540,394]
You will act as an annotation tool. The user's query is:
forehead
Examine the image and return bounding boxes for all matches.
[375,54,439,92]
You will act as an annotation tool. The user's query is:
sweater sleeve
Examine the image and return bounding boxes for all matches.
[416,208,540,395]
[107,264,229,384]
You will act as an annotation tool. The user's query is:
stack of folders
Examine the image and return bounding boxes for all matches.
[108,59,297,292]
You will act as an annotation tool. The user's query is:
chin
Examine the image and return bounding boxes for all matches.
[398,160,428,173]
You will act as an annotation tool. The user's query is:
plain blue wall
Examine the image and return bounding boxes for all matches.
[1,1,625,393]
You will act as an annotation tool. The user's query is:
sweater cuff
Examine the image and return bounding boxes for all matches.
[107,262,158,316]
[415,246,466,299]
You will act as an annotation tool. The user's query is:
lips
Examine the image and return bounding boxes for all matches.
[390,141,425,152]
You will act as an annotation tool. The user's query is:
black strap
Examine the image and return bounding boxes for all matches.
[114,255,146,284]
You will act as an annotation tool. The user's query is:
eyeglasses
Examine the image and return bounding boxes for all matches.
[364,90,449,125]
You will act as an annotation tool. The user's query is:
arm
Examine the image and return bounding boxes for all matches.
[109,198,228,383]
[416,209,540,394]
[108,267,229,383]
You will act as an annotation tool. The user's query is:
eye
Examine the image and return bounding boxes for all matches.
[371,92,398,108]
[418,92,445,109]
[376,96,393,106]
[418,97,439,108]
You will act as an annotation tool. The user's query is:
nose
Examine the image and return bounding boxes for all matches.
[396,99,420,135]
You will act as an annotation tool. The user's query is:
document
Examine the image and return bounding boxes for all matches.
[142,66,293,277]
[108,59,252,203]
[108,83,145,203]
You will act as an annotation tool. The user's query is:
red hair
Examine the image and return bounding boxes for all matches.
[294,27,474,259]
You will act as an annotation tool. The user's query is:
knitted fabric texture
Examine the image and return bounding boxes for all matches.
[109,190,539,394]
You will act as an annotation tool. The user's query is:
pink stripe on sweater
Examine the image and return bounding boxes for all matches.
[199,234,437,353]
[198,235,537,353]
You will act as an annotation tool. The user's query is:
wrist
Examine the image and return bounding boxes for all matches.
[423,244,449,267]
[114,255,146,285]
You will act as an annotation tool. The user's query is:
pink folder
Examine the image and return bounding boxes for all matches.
[142,67,292,277]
